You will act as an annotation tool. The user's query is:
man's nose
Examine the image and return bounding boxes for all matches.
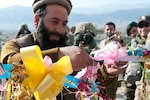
[55,25,64,33]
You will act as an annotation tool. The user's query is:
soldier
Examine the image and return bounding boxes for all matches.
[74,22,98,53]
[134,15,150,100]
[16,24,31,38]
[98,22,124,100]
[124,21,139,100]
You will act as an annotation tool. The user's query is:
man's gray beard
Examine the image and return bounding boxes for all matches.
[36,19,67,50]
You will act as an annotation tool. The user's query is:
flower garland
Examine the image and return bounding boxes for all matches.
[66,41,150,99]
[1,43,150,99]
[64,41,129,99]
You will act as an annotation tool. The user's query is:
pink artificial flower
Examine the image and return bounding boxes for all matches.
[43,55,52,68]
[92,41,127,64]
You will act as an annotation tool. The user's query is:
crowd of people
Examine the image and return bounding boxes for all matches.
[0,0,150,100]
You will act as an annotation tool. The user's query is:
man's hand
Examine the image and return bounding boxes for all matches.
[58,46,97,71]
[114,31,121,40]
[104,61,127,76]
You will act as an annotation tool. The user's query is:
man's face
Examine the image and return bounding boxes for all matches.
[129,26,138,38]
[138,21,150,39]
[36,4,68,49]
[104,25,115,37]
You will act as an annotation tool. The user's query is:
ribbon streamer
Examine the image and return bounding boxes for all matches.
[0,64,12,79]
[20,45,73,100]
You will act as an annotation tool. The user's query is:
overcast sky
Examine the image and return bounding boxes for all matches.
[0,0,150,8]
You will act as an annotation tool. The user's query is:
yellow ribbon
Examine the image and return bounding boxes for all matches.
[20,45,73,100]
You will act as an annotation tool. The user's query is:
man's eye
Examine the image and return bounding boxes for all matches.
[63,23,67,27]
[52,20,58,24]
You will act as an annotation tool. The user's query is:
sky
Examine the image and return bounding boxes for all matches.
[0,0,150,8]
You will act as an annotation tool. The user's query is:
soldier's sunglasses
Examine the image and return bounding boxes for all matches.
[138,22,149,28]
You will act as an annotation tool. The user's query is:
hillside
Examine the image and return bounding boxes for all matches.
[0,5,150,33]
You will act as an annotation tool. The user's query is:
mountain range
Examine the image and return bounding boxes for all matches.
[0,5,150,34]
